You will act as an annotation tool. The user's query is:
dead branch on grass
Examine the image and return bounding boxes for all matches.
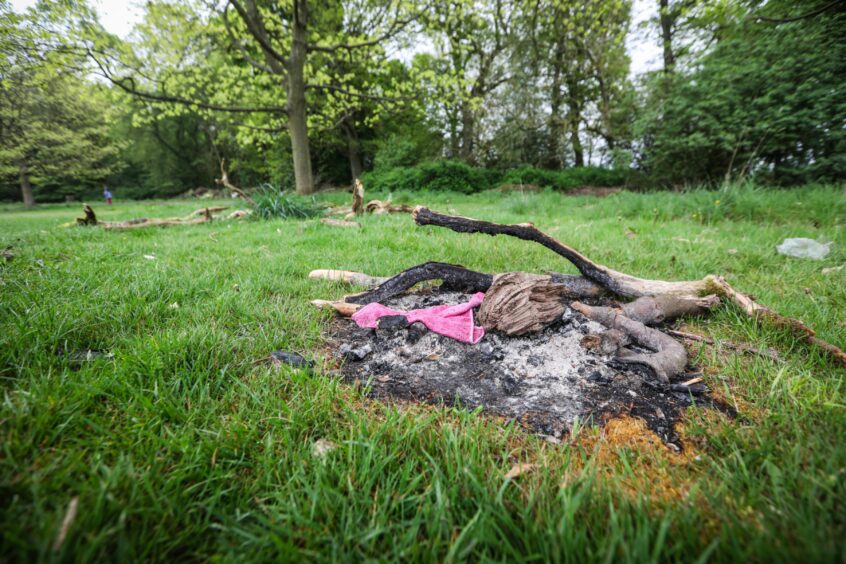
[311,206,845,383]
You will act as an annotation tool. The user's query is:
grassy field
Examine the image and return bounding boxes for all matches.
[1,185,845,561]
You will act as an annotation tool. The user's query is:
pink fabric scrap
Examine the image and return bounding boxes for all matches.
[352,292,486,344]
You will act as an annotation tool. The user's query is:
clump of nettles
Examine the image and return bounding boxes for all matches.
[250,184,323,219]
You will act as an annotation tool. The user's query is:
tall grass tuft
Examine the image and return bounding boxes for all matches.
[250,184,323,219]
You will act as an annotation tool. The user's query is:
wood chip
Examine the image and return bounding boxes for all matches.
[321,218,360,228]
[312,438,337,459]
[310,299,361,317]
[52,496,79,552]
[504,462,537,479]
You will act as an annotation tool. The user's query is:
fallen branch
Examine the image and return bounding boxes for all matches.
[311,299,361,317]
[411,206,846,369]
[572,302,686,384]
[73,205,246,230]
[215,158,255,204]
[365,200,414,214]
[345,262,494,305]
[413,206,715,298]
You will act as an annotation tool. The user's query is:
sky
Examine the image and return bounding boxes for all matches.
[10,0,663,75]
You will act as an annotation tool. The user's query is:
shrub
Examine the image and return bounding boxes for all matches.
[372,135,421,170]
[250,184,323,219]
[499,166,628,191]
[363,161,628,194]
[362,160,502,194]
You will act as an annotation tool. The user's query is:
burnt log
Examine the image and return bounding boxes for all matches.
[345,262,493,305]
[572,302,686,384]
[477,273,570,336]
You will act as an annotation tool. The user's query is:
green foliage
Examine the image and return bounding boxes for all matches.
[636,0,846,185]
[3,0,846,202]
[363,162,631,193]
[372,134,431,171]
[362,160,502,194]
[0,4,124,204]
[499,166,629,191]
[250,184,323,219]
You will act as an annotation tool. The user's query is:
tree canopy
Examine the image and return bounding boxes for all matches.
[1,0,844,205]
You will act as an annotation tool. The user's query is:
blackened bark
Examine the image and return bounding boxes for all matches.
[345,262,494,305]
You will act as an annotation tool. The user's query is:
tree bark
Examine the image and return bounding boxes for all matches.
[342,120,363,181]
[659,0,676,74]
[459,100,476,164]
[19,160,35,208]
[565,75,585,167]
[545,36,566,170]
[288,0,314,195]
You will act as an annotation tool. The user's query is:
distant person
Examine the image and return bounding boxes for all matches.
[103,185,113,205]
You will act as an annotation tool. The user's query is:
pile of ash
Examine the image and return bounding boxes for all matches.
[329,288,731,448]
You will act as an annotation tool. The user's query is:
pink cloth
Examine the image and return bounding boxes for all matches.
[352,292,486,344]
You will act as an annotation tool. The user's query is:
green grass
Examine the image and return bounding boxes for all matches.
[1,185,844,561]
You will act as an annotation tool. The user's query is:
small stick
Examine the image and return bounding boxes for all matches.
[308,270,386,287]
[311,299,362,317]
[52,496,79,552]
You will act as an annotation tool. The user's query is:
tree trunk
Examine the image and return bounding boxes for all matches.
[342,120,363,181]
[545,36,566,170]
[459,101,476,164]
[659,0,675,74]
[19,161,34,208]
[288,0,314,195]
[566,76,585,167]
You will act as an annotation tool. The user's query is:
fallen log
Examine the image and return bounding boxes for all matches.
[73,205,244,230]
[478,272,572,336]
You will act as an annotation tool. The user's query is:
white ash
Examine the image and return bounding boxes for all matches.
[334,290,624,437]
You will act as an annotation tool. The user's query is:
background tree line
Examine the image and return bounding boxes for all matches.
[1,0,844,205]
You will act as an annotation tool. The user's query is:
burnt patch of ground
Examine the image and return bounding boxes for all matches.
[328,289,734,449]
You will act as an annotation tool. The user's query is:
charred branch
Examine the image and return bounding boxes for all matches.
[345,262,494,305]
[412,206,713,298]
[572,302,686,384]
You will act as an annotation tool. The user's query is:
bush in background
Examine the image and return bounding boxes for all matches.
[499,166,628,191]
[362,161,629,193]
[362,160,502,194]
